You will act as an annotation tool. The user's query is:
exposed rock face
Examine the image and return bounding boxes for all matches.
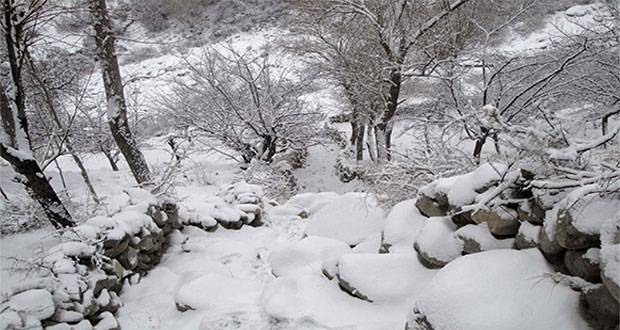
[470,208,520,236]
[415,194,449,217]
[582,285,620,330]
[564,249,601,283]
[556,208,600,250]
[516,198,546,225]
[538,227,566,265]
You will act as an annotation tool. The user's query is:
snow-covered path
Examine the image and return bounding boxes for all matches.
[115,195,418,330]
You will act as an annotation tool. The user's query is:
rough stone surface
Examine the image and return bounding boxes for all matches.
[556,209,600,250]
[470,208,520,236]
[538,228,566,265]
[582,285,620,330]
[415,194,449,217]
[564,250,601,283]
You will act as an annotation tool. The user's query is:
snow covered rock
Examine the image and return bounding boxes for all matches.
[269,236,351,277]
[564,249,601,283]
[538,218,566,264]
[555,194,620,250]
[414,217,463,269]
[415,194,449,217]
[454,223,514,254]
[406,249,590,330]
[304,193,385,246]
[287,192,340,215]
[417,163,507,217]
[174,274,263,312]
[6,289,55,321]
[336,253,437,303]
[351,232,382,253]
[516,198,545,225]
[470,207,520,236]
[380,199,427,253]
[582,284,619,330]
[515,221,540,249]
[600,213,620,302]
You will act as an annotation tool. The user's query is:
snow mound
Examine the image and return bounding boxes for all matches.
[337,253,437,303]
[381,199,427,253]
[174,274,263,311]
[351,232,382,253]
[419,163,507,207]
[287,192,341,215]
[262,274,411,329]
[6,289,55,321]
[454,223,514,254]
[269,236,351,277]
[304,193,385,245]
[414,217,463,268]
[408,249,590,330]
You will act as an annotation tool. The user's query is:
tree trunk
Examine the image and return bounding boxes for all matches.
[90,0,151,185]
[473,127,489,165]
[356,123,365,161]
[1,3,74,228]
[375,125,387,162]
[366,125,377,162]
[101,148,120,171]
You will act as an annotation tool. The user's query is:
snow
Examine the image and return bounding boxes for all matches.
[410,249,591,330]
[381,199,427,253]
[268,236,351,277]
[518,221,541,244]
[262,273,415,329]
[415,217,463,264]
[286,191,341,215]
[584,247,601,264]
[305,193,385,246]
[174,274,264,311]
[419,163,507,207]
[337,253,437,302]
[7,289,55,321]
[351,232,382,253]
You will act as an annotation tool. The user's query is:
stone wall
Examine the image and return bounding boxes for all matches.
[0,184,265,330]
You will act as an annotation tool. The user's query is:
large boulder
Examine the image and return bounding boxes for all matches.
[414,217,463,269]
[555,195,620,250]
[406,249,590,330]
[269,236,351,277]
[538,223,566,264]
[336,253,437,303]
[470,207,520,236]
[415,194,449,217]
[381,199,427,253]
[600,213,620,302]
[305,193,385,246]
[582,285,619,330]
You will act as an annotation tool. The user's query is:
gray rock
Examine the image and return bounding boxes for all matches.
[582,285,619,330]
[336,274,372,302]
[102,236,130,258]
[602,272,620,303]
[516,198,545,225]
[538,228,565,265]
[117,246,139,270]
[470,208,520,236]
[564,250,600,283]
[414,242,448,269]
[556,208,600,250]
[415,194,449,217]
[515,232,537,249]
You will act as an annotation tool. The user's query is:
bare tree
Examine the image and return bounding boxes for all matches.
[0,0,74,228]
[89,0,152,185]
[159,46,323,164]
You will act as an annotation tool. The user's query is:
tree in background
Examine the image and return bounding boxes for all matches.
[89,0,152,185]
[0,0,75,228]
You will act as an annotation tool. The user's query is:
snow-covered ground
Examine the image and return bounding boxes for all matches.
[1,2,615,329]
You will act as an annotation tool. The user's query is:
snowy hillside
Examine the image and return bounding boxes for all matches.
[1,0,619,330]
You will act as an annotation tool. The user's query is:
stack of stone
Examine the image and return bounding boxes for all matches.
[0,189,179,330]
[412,165,619,330]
